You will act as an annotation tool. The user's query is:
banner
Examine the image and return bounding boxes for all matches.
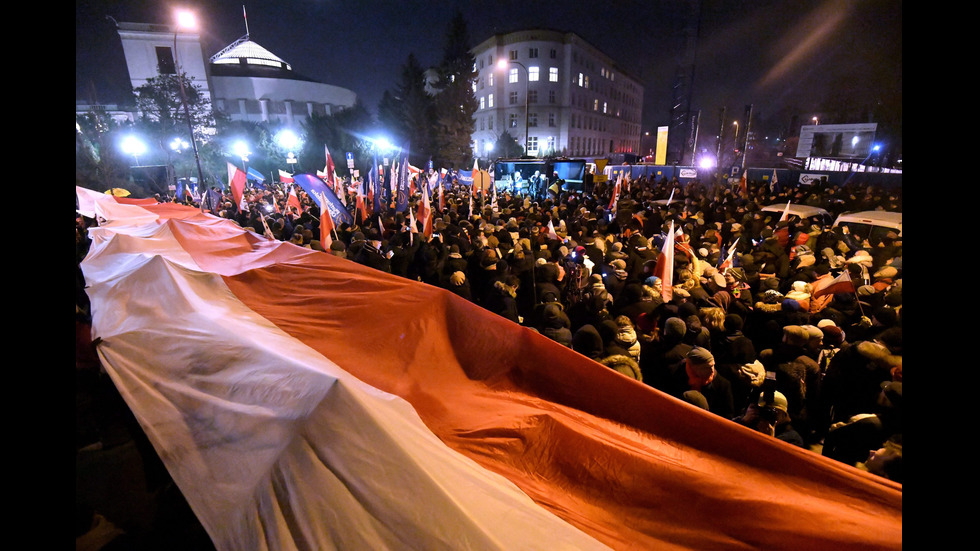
[293,173,353,226]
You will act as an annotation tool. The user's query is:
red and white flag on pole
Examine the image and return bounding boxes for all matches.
[811,269,856,299]
[653,221,675,303]
[779,201,792,223]
[228,162,249,212]
[287,186,302,214]
[315,191,334,251]
[417,179,433,239]
[279,170,295,184]
[547,219,560,241]
[609,174,621,215]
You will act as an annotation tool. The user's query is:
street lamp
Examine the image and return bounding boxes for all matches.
[812,116,819,125]
[277,129,302,172]
[233,140,251,173]
[497,59,530,157]
[173,10,206,190]
[121,135,147,166]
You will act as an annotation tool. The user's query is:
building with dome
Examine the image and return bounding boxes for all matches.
[92,20,357,128]
[208,36,357,125]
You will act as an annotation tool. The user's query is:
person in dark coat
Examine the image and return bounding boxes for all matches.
[662,347,735,420]
[352,229,391,273]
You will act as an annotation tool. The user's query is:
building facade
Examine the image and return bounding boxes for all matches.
[109,22,356,128]
[469,30,643,160]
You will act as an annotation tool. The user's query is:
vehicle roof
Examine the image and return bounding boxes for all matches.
[832,210,903,228]
[760,203,830,218]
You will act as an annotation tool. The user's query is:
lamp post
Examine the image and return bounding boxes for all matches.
[121,135,146,166]
[497,59,529,157]
[277,129,302,173]
[173,10,206,190]
[812,116,819,126]
[233,140,251,174]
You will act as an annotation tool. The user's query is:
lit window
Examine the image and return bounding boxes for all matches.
[594,99,599,111]
[510,114,518,128]
[488,73,494,86]
[549,67,558,82]
[603,102,607,114]
[528,137,538,153]
[584,75,589,89]
[529,66,539,81]
[578,73,584,87]
[509,68,518,83]
[480,97,485,109]
[488,94,493,107]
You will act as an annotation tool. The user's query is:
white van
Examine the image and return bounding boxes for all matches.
[760,203,833,226]
[832,211,902,241]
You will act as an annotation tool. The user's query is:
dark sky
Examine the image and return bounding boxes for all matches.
[77,0,901,135]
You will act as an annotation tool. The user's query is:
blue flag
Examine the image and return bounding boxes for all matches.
[294,173,354,226]
[246,167,267,189]
[458,170,474,186]
[370,161,383,215]
[395,157,409,213]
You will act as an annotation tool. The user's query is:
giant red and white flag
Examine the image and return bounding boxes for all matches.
[279,169,294,184]
[75,186,902,551]
[654,221,676,303]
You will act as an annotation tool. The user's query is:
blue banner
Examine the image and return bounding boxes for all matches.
[294,173,354,226]
[395,157,409,213]
[458,169,473,186]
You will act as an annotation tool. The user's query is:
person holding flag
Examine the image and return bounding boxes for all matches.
[653,221,675,303]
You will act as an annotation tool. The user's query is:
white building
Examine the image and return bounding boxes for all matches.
[108,21,356,128]
[470,30,643,159]
[209,37,357,125]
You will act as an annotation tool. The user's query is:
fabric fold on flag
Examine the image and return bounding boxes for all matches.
[76,186,902,551]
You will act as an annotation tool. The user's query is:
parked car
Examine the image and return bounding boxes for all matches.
[760,203,833,226]
[832,210,902,242]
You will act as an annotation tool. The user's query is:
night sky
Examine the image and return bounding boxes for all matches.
[77,0,901,136]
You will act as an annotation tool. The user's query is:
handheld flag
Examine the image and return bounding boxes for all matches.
[228,162,249,212]
[417,179,433,239]
[246,167,267,189]
[739,170,748,196]
[811,269,856,299]
[279,170,295,184]
[654,221,675,303]
[779,201,792,223]
[608,174,622,216]
[258,211,275,240]
[293,173,353,227]
[286,186,302,214]
[315,190,335,251]
[547,219,559,241]
[396,157,410,213]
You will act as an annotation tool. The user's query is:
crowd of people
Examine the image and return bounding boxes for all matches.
[76,170,903,491]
